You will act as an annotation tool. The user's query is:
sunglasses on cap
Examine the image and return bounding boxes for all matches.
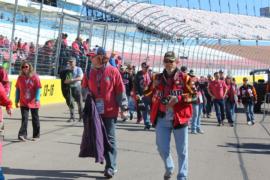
[22,65,29,69]
[164,59,174,64]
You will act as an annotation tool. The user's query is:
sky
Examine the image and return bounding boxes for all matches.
[138,0,270,17]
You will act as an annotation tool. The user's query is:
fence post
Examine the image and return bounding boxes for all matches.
[34,0,43,72]
[8,0,18,74]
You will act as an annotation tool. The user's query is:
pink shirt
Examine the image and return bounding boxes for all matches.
[72,41,80,55]
[16,74,42,108]
[209,80,227,100]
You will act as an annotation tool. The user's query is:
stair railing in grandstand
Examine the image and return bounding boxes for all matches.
[130,14,170,65]
[54,0,66,76]
[137,17,177,65]
[200,39,244,76]
[33,0,43,73]
[108,0,154,52]
[8,0,18,74]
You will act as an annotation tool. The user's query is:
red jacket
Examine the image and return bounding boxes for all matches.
[0,83,12,110]
[82,63,127,118]
[150,69,193,128]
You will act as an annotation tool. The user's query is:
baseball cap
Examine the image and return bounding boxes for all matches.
[219,69,224,73]
[88,47,107,57]
[189,69,195,76]
[226,75,232,79]
[68,57,76,62]
[141,62,149,68]
[243,77,248,81]
[164,51,176,61]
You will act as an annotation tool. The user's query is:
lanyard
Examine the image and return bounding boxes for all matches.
[96,66,105,96]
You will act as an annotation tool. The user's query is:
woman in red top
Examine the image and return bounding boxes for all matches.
[15,62,42,141]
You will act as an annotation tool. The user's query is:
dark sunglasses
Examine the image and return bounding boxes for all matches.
[22,66,29,69]
[164,59,174,64]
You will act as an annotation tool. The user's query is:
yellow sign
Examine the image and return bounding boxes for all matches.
[9,79,65,107]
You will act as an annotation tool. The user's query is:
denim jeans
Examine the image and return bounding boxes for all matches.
[155,118,188,180]
[18,107,40,139]
[243,102,255,122]
[191,103,203,132]
[0,167,4,180]
[102,118,117,171]
[141,96,151,127]
[127,96,136,112]
[225,100,236,123]
[206,97,213,115]
[213,99,225,124]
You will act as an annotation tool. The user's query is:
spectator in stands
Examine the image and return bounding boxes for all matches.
[64,57,83,122]
[109,52,117,67]
[151,51,192,180]
[238,77,257,126]
[15,62,42,141]
[58,33,70,73]
[134,62,153,130]
[82,47,128,178]
[208,72,227,126]
[62,33,68,47]
[0,35,4,48]
[189,70,204,134]
[219,69,225,81]
[224,75,237,127]
[83,38,90,54]
[72,37,83,66]
[115,55,122,69]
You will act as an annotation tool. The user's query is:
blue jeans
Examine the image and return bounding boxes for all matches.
[155,118,188,180]
[225,100,236,123]
[191,103,203,132]
[142,96,151,127]
[103,118,117,171]
[213,99,225,124]
[127,96,136,112]
[243,103,255,122]
[0,167,4,180]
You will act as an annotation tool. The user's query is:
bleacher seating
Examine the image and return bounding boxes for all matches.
[84,0,270,40]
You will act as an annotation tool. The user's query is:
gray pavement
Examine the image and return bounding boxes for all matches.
[2,104,270,180]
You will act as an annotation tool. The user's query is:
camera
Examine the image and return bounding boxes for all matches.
[160,96,171,105]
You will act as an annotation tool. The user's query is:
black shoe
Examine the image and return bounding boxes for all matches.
[67,118,75,122]
[144,125,151,130]
[129,113,133,120]
[229,123,234,127]
[104,169,114,178]
[18,136,27,142]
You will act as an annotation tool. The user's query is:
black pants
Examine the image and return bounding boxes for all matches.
[18,107,40,139]
[63,86,83,119]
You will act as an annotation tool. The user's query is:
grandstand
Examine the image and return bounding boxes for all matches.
[0,0,269,77]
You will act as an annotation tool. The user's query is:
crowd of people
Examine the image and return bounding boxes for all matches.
[0,43,268,179]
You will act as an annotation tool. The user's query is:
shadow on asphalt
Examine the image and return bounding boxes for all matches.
[3,167,107,180]
[218,142,270,155]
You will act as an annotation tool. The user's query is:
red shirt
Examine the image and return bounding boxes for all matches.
[208,80,227,100]
[84,65,125,118]
[0,67,10,94]
[16,74,42,108]
[72,41,80,55]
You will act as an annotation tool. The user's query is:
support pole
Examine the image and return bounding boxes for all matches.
[34,0,43,72]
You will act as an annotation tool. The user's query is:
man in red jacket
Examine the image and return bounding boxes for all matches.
[150,51,192,180]
[82,47,128,178]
